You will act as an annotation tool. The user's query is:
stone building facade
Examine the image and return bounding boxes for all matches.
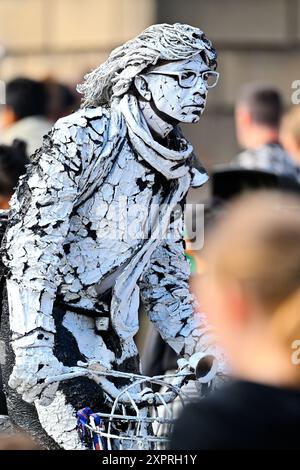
[0,0,299,169]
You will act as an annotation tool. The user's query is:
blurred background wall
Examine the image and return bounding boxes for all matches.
[0,0,299,170]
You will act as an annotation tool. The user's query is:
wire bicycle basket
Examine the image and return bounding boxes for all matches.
[75,370,192,450]
[45,352,219,450]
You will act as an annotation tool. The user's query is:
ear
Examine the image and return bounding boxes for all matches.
[237,105,253,127]
[224,281,252,328]
[1,106,17,127]
[134,75,152,101]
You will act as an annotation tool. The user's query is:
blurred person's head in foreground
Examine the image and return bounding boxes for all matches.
[235,83,283,150]
[197,191,300,388]
[0,139,29,209]
[0,433,40,450]
[1,77,47,128]
[280,106,300,166]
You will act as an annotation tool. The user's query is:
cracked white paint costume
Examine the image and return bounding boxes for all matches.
[1,23,223,449]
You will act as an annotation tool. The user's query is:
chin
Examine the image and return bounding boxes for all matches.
[179,114,201,124]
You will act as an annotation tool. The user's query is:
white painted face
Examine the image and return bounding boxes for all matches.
[144,55,217,124]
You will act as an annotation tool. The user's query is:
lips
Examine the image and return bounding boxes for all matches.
[183,100,205,107]
[183,104,204,109]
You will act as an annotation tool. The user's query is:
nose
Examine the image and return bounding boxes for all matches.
[194,75,207,96]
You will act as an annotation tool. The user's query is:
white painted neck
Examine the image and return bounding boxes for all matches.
[138,99,174,140]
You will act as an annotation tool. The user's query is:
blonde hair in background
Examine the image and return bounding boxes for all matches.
[204,191,300,352]
[281,106,300,148]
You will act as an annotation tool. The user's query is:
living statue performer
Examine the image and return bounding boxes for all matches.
[0,23,223,449]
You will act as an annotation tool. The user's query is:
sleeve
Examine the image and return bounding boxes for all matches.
[139,231,217,359]
[3,118,83,339]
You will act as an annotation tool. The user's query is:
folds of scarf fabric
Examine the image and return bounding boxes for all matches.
[119,94,194,180]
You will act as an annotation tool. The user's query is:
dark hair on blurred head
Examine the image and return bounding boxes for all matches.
[43,78,77,121]
[237,83,283,128]
[0,139,30,196]
[6,77,47,120]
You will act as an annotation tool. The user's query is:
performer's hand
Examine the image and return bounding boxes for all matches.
[178,351,230,391]
[9,347,69,403]
[76,359,112,383]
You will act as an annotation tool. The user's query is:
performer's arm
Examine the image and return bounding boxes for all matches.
[139,232,225,371]
[3,119,82,401]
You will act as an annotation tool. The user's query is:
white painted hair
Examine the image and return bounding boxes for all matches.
[77,23,217,108]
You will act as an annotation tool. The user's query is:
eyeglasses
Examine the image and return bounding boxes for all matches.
[148,70,219,89]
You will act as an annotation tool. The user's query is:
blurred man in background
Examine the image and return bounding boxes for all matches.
[232,83,298,180]
[0,78,52,156]
[43,78,78,123]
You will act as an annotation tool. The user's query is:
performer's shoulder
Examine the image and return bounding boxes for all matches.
[53,106,111,134]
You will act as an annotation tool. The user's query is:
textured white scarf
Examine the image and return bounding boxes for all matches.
[110,94,205,354]
[119,93,205,182]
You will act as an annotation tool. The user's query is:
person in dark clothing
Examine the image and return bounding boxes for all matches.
[0,140,30,209]
[43,78,78,122]
[171,380,300,450]
[232,83,299,181]
[0,78,51,155]
[171,191,300,450]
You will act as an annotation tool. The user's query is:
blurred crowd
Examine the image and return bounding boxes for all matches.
[0,77,79,210]
[0,75,300,450]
